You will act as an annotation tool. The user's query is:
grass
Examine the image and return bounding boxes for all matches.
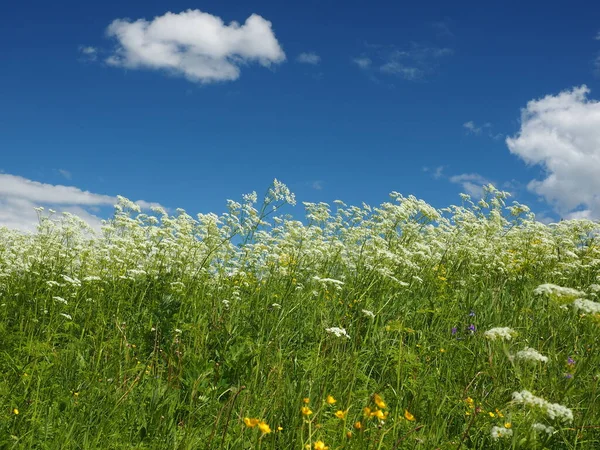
[1,181,600,449]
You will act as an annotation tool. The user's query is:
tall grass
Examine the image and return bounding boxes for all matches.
[1,181,599,449]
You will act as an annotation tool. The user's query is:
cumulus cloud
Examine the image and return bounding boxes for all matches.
[506,85,600,219]
[105,9,286,83]
[0,173,159,232]
[297,52,320,65]
[449,173,492,198]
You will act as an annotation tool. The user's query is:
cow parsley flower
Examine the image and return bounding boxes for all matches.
[512,390,573,423]
[572,298,600,314]
[532,423,555,435]
[514,347,548,363]
[325,327,350,339]
[490,426,513,440]
[484,327,517,341]
[362,309,375,319]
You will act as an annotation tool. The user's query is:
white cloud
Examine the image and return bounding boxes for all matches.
[311,180,323,190]
[506,85,600,219]
[0,173,158,232]
[353,57,372,69]
[595,31,600,40]
[58,169,72,180]
[354,43,453,81]
[423,165,445,179]
[105,9,285,83]
[463,120,503,140]
[449,173,491,198]
[79,46,98,61]
[297,52,320,65]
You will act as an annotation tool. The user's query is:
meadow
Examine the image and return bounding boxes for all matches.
[1,180,599,449]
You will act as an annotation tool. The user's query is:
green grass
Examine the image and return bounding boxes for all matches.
[1,182,600,449]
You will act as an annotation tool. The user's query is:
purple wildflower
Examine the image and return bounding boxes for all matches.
[468,324,476,334]
[451,327,457,335]
[565,373,573,379]
[567,357,575,366]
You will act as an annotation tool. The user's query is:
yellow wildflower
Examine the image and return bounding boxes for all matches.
[277,426,283,431]
[404,410,415,421]
[489,412,495,418]
[373,393,387,409]
[258,421,271,434]
[303,397,310,404]
[504,423,512,429]
[363,406,372,417]
[346,431,353,439]
[244,417,259,428]
[301,406,313,416]
[334,410,348,419]
[326,395,336,405]
[371,409,387,420]
[13,408,19,415]
[495,408,504,418]
[314,441,329,450]
[353,421,363,430]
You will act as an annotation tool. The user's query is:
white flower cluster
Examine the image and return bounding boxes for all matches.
[484,327,517,341]
[325,327,350,339]
[531,423,555,435]
[572,298,600,314]
[534,283,585,299]
[512,390,573,423]
[514,347,548,363]
[361,309,375,319]
[490,426,513,441]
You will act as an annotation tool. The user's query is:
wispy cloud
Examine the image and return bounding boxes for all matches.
[595,31,600,40]
[297,52,321,65]
[449,173,492,199]
[78,46,98,62]
[0,173,159,231]
[431,20,454,38]
[423,165,445,180]
[57,169,72,180]
[104,9,285,84]
[311,180,323,190]
[353,42,453,81]
[463,120,503,140]
[352,57,372,69]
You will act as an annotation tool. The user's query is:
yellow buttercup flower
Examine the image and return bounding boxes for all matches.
[326,395,337,405]
[303,397,310,404]
[244,417,259,428]
[258,421,271,434]
[489,412,495,418]
[371,409,388,420]
[373,393,387,409]
[334,409,348,419]
[314,441,329,450]
[363,406,372,417]
[301,406,313,416]
[346,431,353,439]
[404,410,415,421]
[13,408,19,415]
[504,422,512,429]
[353,421,363,430]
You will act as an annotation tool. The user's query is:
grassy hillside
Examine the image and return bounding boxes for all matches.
[1,181,599,449]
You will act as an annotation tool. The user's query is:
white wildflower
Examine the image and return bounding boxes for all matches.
[53,296,68,305]
[532,423,555,435]
[325,327,350,339]
[59,313,72,320]
[484,327,517,341]
[222,299,230,309]
[490,426,513,441]
[313,276,345,285]
[83,276,102,282]
[174,328,182,334]
[512,390,573,423]
[514,347,548,363]
[362,309,375,319]
[534,283,585,299]
[572,298,600,314]
[271,303,282,309]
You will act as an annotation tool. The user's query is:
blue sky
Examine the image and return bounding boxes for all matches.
[2,0,600,229]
